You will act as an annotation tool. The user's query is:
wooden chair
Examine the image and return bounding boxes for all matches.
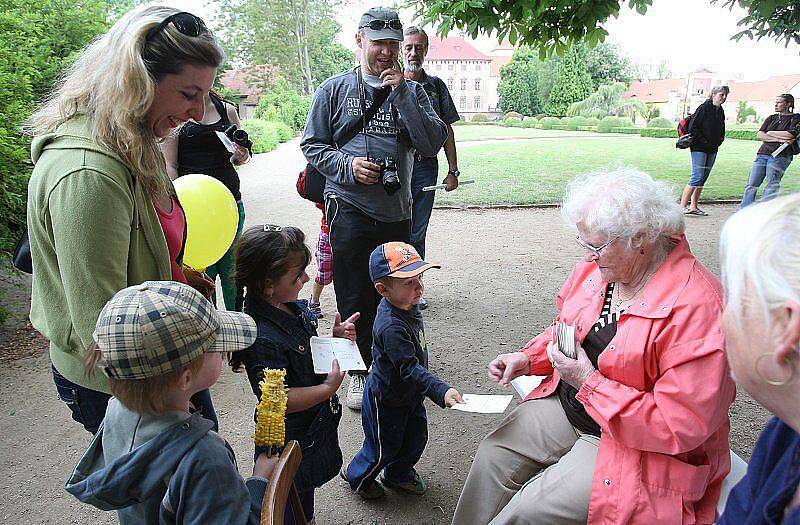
[261,440,308,525]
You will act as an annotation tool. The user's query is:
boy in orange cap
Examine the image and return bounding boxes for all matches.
[340,242,463,499]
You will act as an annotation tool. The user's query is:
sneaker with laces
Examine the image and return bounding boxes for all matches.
[308,297,323,318]
[346,373,365,410]
[379,471,426,495]
[341,468,385,499]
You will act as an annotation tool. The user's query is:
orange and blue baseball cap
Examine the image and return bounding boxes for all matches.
[369,242,441,282]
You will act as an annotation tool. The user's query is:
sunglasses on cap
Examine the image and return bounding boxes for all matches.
[359,19,403,31]
[146,12,207,42]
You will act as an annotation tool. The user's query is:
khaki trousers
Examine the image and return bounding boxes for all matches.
[452,396,599,525]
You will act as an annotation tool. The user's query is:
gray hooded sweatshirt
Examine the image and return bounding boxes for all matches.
[64,398,267,524]
[301,67,447,223]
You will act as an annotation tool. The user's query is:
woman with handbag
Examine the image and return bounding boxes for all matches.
[740,94,800,208]
[679,85,729,216]
[26,6,223,434]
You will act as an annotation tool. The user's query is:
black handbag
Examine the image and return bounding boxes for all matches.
[11,229,32,274]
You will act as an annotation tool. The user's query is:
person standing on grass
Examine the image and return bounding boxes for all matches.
[300,7,447,411]
[402,26,461,310]
[740,94,800,208]
[680,85,729,216]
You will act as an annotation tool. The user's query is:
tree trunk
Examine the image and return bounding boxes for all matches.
[291,0,314,95]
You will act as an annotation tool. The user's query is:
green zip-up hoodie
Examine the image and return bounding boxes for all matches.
[28,115,172,393]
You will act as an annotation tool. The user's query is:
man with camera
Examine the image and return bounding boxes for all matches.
[301,6,447,410]
[402,26,461,309]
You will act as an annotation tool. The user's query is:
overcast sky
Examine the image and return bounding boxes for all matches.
[174,0,800,81]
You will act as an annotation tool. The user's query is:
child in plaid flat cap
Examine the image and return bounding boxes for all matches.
[340,242,464,499]
[65,281,274,525]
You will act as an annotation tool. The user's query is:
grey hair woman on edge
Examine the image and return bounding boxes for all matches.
[717,193,800,523]
[454,169,734,525]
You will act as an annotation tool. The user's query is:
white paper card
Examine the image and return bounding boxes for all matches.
[510,375,545,399]
[450,394,513,414]
[310,336,367,374]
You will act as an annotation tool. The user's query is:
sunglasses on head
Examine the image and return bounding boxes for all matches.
[146,12,206,42]
[360,19,402,31]
[263,224,283,232]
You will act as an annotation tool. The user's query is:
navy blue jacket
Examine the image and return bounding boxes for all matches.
[370,298,450,408]
[65,411,266,524]
[719,417,800,524]
[238,295,342,491]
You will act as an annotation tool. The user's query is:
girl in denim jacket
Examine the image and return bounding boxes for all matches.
[232,225,359,524]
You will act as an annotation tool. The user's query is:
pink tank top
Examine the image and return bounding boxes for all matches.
[154,196,188,284]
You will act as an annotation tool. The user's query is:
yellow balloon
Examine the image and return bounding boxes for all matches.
[173,174,238,269]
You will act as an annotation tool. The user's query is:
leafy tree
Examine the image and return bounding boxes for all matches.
[716,0,800,46]
[584,43,633,88]
[567,82,642,120]
[217,0,354,95]
[736,101,758,124]
[0,0,111,256]
[497,48,541,115]
[254,77,311,131]
[546,45,593,116]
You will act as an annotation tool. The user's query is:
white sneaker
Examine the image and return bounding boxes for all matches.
[346,374,366,411]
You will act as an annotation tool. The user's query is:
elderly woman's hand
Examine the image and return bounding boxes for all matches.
[550,342,596,390]
[488,352,531,387]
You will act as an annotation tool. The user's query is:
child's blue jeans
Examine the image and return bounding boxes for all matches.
[344,377,428,491]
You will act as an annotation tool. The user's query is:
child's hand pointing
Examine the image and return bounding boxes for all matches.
[332,311,360,340]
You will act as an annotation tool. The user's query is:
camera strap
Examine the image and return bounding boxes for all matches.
[356,67,394,158]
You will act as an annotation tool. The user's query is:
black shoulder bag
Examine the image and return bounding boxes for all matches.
[301,80,390,204]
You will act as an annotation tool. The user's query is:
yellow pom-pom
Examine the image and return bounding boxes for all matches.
[253,368,288,448]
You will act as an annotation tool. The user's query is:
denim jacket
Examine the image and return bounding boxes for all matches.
[239,295,342,491]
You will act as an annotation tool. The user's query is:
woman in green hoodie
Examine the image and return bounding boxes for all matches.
[26,6,224,434]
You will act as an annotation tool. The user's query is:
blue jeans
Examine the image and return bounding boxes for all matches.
[688,151,718,187]
[206,200,245,311]
[740,154,792,208]
[52,365,218,434]
[410,159,439,259]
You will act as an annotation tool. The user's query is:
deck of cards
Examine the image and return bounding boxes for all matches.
[554,321,577,359]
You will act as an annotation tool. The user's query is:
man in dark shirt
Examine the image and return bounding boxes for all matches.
[402,26,461,309]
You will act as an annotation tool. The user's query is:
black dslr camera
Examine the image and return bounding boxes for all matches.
[223,124,252,150]
[368,155,401,195]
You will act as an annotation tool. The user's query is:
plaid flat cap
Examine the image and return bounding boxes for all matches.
[94,281,257,380]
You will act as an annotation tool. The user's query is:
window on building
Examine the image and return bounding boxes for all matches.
[461,63,467,71]
[461,78,467,90]
[448,63,454,71]
[459,96,467,110]
[447,78,454,90]
[435,63,442,71]
[475,63,481,71]
[474,97,481,109]
[475,78,481,90]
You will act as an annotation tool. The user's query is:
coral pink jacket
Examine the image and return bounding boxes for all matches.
[521,237,735,524]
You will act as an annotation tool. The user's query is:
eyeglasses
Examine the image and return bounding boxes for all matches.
[359,19,403,31]
[263,224,283,232]
[146,12,206,42]
[575,235,617,256]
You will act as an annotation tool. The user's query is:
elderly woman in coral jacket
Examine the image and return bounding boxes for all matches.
[452,169,736,525]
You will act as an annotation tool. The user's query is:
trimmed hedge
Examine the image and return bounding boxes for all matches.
[503,111,524,121]
[539,116,560,130]
[577,125,598,131]
[523,118,537,128]
[471,113,488,122]
[618,117,635,127]
[726,129,758,140]
[647,117,673,129]
[551,125,568,130]
[504,116,523,127]
[640,128,678,138]
[597,116,623,133]
[609,127,640,134]
[586,117,600,127]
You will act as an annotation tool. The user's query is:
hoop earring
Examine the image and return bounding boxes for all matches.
[755,352,796,386]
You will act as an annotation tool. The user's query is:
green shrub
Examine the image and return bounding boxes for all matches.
[272,121,293,142]
[503,111,524,121]
[523,118,537,128]
[471,113,488,123]
[571,116,589,127]
[559,116,575,130]
[534,113,548,120]
[254,77,311,131]
[647,117,673,129]
[726,129,758,140]
[576,125,598,131]
[586,117,600,127]
[639,128,678,138]
[609,127,640,134]
[618,117,635,127]
[597,116,623,132]
[505,116,523,127]
[241,118,281,153]
[551,125,568,130]
[539,116,560,130]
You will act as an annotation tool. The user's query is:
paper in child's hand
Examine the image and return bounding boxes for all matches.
[310,336,367,373]
[450,394,513,414]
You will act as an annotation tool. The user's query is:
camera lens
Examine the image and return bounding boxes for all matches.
[381,156,401,195]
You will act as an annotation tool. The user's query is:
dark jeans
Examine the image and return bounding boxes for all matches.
[52,365,219,434]
[410,160,439,259]
[326,196,411,366]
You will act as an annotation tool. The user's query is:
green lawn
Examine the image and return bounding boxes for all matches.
[453,124,580,141]
[435,135,800,206]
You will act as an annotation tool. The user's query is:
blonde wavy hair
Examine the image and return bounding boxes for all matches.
[28,5,224,199]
